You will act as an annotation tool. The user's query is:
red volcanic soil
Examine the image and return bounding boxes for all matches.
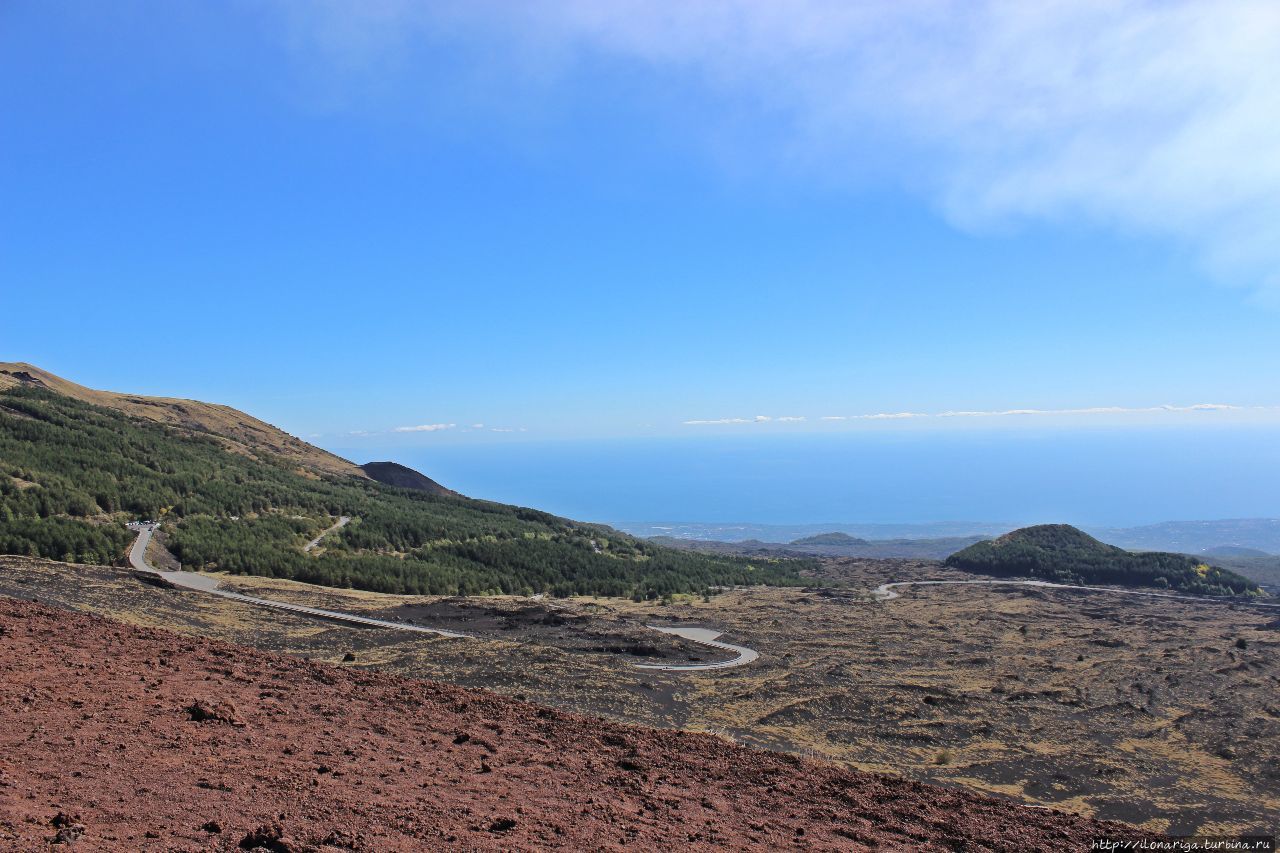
[0,598,1142,851]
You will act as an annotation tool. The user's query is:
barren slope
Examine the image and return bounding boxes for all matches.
[0,597,1140,851]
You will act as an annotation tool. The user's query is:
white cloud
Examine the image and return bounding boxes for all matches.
[557,1,1280,294]
[934,404,1242,418]
[282,1,1280,297]
[682,415,802,425]
[695,403,1261,425]
[393,423,456,432]
[821,412,926,421]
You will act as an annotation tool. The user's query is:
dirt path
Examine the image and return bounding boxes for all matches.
[302,515,350,552]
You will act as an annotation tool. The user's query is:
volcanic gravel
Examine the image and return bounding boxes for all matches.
[0,598,1146,850]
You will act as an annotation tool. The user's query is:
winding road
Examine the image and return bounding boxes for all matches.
[634,625,760,671]
[125,523,760,667]
[303,516,350,553]
[124,518,1274,672]
[127,524,466,637]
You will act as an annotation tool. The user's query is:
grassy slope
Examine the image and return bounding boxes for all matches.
[0,385,803,598]
[0,362,366,479]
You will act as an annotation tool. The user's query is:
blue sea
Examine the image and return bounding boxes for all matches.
[331,426,1280,529]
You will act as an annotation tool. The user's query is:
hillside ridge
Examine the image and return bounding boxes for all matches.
[360,460,453,496]
[947,524,1261,597]
[0,379,798,598]
[0,362,366,480]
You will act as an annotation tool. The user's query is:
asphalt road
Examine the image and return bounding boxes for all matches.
[634,625,760,671]
[126,522,762,667]
[126,523,467,636]
[303,516,350,553]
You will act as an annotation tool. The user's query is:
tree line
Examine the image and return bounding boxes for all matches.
[0,387,806,597]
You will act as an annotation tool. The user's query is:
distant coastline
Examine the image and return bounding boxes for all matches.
[608,518,1280,556]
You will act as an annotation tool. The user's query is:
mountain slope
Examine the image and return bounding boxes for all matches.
[1203,545,1272,558]
[791,532,870,547]
[946,524,1261,596]
[1089,518,1280,554]
[360,460,453,495]
[651,533,988,560]
[0,362,366,480]
[0,597,1144,850]
[0,377,799,598]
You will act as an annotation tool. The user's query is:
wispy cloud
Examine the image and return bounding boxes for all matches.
[393,423,456,433]
[692,403,1264,425]
[345,422,524,436]
[681,414,806,425]
[684,415,777,425]
[280,1,1280,298]
[823,412,925,422]
[934,404,1242,418]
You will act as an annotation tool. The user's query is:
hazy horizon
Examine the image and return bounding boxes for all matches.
[324,426,1280,529]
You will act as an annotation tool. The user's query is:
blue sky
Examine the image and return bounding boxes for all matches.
[3,2,1279,521]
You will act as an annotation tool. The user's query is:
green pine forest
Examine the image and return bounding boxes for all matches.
[0,386,806,598]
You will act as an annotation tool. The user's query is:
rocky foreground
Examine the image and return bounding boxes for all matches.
[0,598,1144,851]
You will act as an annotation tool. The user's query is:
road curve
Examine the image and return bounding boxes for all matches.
[303,516,350,553]
[634,625,759,671]
[127,524,467,637]
[871,578,1280,609]
[127,523,765,667]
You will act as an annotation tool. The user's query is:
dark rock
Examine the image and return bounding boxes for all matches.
[51,823,85,845]
[239,823,295,852]
[186,699,244,727]
[133,572,176,589]
[321,829,359,849]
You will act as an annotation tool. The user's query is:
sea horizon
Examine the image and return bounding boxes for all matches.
[323,425,1280,530]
